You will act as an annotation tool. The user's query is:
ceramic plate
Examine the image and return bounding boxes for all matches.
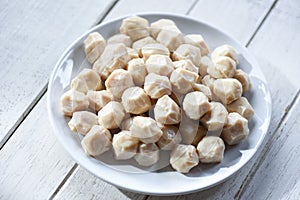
[47,13,272,195]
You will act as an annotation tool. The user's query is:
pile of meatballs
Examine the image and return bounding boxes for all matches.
[60,16,254,173]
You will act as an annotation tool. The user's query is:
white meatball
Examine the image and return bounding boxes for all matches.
[105,69,135,100]
[141,43,170,60]
[221,112,249,145]
[170,68,199,94]
[192,83,212,101]
[201,102,228,131]
[197,136,225,163]
[234,69,252,93]
[81,125,111,156]
[154,95,181,125]
[61,89,89,116]
[211,44,239,64]
[93,43,129,80]
[84,32,106,64]
[170,144,199,173]
[120,16,149,41]
[68,111,98,135]
[127,58,147,86]
[112,131,139,160]
[71,69,102,94]
[107,33,132,47]
[132,36,157,54]
[157,125,182,150]
[144,73,172,99]
[226,97,254,120]
[146,54,174,77]
[126,47,139,60]
[156,29,184,52]
[173,60,199,74]
[213,78,242,105]
[172,44,202,67]
[98,101,125,129]
[150,19,181,39]
[208,56,236,78]
[134,143,160,166]
[87,90,113,112]
[121,87,151,114]
[129,116,163,143]
[183,91,210,120]
[184,34,210,56]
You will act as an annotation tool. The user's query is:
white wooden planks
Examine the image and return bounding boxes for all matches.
[103,0,197,21]
[0,0,116,147]
[189,0,275,45]
[0,97,75,200]
[239,95,300,200]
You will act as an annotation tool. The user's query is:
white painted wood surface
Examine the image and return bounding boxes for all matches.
[0,0,116,147]
[1,0,300,199]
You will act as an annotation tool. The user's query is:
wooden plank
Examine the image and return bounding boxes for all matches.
[53,168,147,200]
[238,94,300,200]
[0,97,76,200]
[54,0,281,199]
[103,0,197,21]
[189,0,275,45]
[0,0,116,147]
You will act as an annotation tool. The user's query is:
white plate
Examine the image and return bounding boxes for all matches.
[47,13,272,195]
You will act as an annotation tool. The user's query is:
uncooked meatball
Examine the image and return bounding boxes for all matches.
[134,143,160,166]
[61,89,89,116]
[213,78,242,105]
[154,95,181,125]
[141,43,170,60]
[170,144,199,173]
[170,68,199,94]
[120,16,149,41]
[201,102,228,131]
[71,69,103,94]
[226,97,254,120]
[183,91,210,120]
[184,34,210,56]
[156,29,184,52]
[144,73,172,99]
[145,55,174,77]
[211,44,239,64]
[68,111,98,135]
[98,101,126,129]
[221,112,249,145]
[129,116,163,143]
[234,69,252,93]
[84,32,106,64]
[172,44,202,67]
[121,87,151,114]
[81,125,111,156]
[197,136,225,163]
[107,33,132,47]
[112,130,139,160]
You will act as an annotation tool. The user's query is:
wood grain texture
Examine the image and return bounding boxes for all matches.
[189,0,275,45]
[54,0,281,199]
[103,0,197,21]
[239,94,300,200]
[0,97,75,200]
[54,168,147,200]
[0,0,116,147]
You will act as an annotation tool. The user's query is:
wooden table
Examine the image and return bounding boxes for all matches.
[1,0,299,199]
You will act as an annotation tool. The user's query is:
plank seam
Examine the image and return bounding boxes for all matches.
[234,89,300,200]
[96,0,120,25]
[246,0,279,47]
[186,0,200,15]
[0,84,47,150]
[48,164,79,200]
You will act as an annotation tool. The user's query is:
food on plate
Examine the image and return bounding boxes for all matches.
[61,89,89,116]
[134,143,160,166]
[154,95,181,125]
[170,144,199,173]
[221,112,249,145]
[68,111,98,135]
[197,136,225,163]
[61,16,254,173]
[81,125,112,156]
[84,32,106,64]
